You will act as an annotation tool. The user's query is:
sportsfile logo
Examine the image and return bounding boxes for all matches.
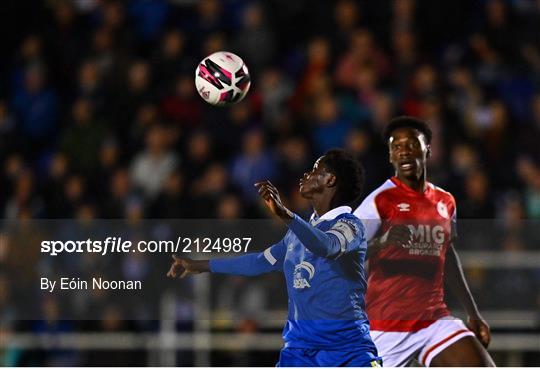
[293,261,315,289]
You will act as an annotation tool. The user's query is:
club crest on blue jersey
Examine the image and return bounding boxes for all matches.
[293,261,315,289]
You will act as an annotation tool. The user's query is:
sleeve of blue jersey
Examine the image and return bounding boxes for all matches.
[346,214,367,250]
[209,238,287,276]
[288,213,364,259]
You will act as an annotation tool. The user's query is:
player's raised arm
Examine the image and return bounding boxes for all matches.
[254,180,295,223]
[255,180,362,258]
[289,213,363,258]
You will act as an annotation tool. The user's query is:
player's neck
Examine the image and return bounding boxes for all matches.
[396,174,427,193]
[311,196,333,217]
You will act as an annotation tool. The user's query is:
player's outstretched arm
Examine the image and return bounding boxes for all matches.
[167,241,286,278]
[167,255,209,278]
[445,244,491,348]
[255,180,359,258]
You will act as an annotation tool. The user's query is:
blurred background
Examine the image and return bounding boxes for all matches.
[0,0,539,366]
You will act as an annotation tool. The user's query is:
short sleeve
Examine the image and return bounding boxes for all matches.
[353,195,382,242]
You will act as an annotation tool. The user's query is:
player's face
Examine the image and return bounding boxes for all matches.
[389,127,430,180]
[299,157,333,198]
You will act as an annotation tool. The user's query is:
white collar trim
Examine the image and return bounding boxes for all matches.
[310,205,352,225]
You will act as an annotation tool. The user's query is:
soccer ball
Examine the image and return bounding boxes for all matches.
[195,51,251,106]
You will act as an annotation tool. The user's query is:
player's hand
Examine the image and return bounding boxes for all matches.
[381,225,413,248]
[368,225,412,257]
[467,314,491,348]
[254,180,294,222]
[166,255,209,278]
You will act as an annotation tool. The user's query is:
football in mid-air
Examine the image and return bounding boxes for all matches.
[195,51,251,106]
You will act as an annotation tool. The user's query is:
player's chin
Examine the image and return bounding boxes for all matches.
[298,185,311,199]
[399,169,417,179]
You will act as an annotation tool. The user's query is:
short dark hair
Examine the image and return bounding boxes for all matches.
[383,116,432,144]
[320,149,365,207]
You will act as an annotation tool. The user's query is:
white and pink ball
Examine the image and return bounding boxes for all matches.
[195,51,251,106]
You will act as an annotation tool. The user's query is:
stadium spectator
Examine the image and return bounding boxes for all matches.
[231,129,275,204]
[60,99,108,174]
[311,93,352,152]
[232,2,276,74]
[12,66,59,151]
[130,125,178,198]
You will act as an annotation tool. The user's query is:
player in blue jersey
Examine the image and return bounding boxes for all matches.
[167,149,381,367]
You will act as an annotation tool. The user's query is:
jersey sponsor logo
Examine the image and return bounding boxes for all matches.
[397,203,410,212]
[404,224,445,256]
[293,261,315,289]
[437,201,449,218]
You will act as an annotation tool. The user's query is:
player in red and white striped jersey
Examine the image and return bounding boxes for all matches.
[354,116,495,366]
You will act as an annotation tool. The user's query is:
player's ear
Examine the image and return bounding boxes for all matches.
[426,144,432,158]
[326,173,337,188]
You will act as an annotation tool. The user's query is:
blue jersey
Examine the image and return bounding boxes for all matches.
[210,206,376,353]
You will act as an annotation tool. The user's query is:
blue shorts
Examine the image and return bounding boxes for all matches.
[277,347,382,367]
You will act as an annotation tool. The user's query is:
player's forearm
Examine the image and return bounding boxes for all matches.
[445,244,480,316]
[288,214,341,258]
[189,259,211,273]
[210,252,277,276]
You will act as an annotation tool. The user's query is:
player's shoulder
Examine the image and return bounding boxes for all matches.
[337,211,362,224]
[357,179,398,208]
[428,182,456,203]
[363,179,398,202]
[333,212,364,236]
[354,179,398,217]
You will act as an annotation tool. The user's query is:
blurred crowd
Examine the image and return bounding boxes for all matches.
[3,0,540,227]
[1,0,540,365]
